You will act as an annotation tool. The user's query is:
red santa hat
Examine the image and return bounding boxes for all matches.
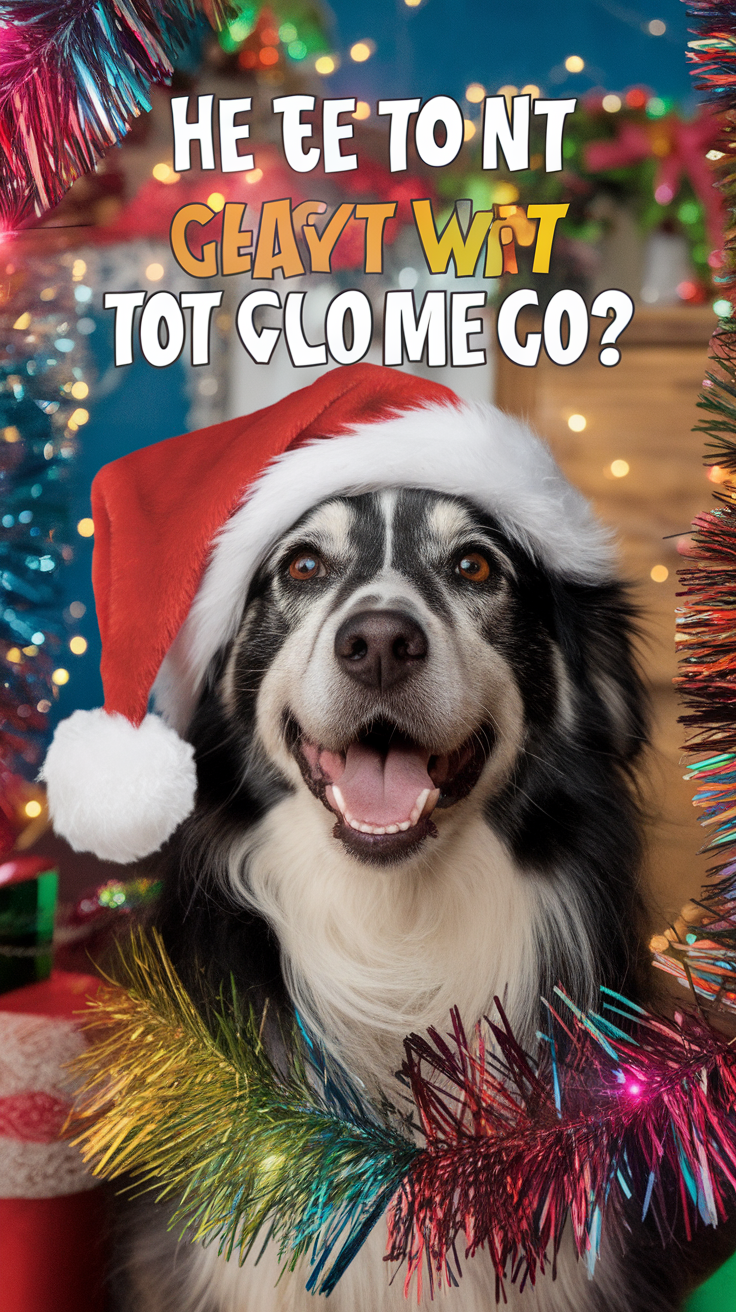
[41,363,614,864]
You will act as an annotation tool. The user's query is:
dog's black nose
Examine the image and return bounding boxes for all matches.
[334,610,428,690]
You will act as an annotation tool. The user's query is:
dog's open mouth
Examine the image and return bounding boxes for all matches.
[291,719,493,862]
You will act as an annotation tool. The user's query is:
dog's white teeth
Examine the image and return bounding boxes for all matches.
[422,787,441,817]
[409,788,431,827]
[349,818,362,831]
[332,786,346,814]
[398,820,411,831]
[386,824,399,834]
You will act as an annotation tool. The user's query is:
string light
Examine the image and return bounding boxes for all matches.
[464,120,476,141]
[69,601,86,618]
[350,41,373,62]
[568,414,586,432]
[465,83,485,103]
[145,262,164,281]
[152,162,180,185]
[565,55,584,73]
[648,18,666,35]
[610,459,630,478]
[206,193,225,212]
[353,102,370,120]
[602,94,622,113]
[521,84,540,99]
[72,260,86,280]
[70,407,89,426]
[650,564,669,582]
[70,636,88,655]
[246,168,263,183]
[71,381,89,399]
[490,181,518,203]
[77,518,94,537]
[51,668,69,686]
[24,800,42,818]
[315,55,336,74]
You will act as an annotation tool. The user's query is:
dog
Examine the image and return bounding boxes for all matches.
[45,368,733,1310]
[121,479,674,1312]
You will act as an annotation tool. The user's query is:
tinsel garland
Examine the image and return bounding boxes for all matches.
[649,4,736,1012]
[0,0,232,230]
[0,251,89,846]
[70,931,736,1296]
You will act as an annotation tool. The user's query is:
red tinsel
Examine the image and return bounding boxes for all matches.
[0,0,228,230]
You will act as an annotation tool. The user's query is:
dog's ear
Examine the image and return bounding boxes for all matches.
[549,578,649,768]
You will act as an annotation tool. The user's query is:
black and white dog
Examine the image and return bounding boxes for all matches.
[142,486,662,1311]
[44,371,731,1309]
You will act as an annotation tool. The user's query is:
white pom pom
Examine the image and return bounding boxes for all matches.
[40,709,197,863]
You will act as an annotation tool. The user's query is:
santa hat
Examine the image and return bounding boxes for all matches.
[41,363,614,864]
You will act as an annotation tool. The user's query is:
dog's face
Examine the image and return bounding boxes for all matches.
[221,488,570,866]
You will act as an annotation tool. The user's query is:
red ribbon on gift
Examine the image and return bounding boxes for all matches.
[585,110,725,250]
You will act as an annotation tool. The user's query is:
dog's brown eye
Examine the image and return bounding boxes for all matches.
[289,552,325,580]
[456,552,491,582]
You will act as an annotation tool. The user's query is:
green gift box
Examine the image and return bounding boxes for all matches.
[0,855,58,995]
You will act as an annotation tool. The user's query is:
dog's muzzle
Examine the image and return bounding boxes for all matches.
[284,608,495,864]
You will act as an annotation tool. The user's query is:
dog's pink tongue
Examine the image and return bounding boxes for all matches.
[337,742,433,826]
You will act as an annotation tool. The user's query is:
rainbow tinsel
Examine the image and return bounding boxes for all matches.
[70,931,736,1297]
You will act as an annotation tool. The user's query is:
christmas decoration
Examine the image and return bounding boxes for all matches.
[54,875,162,974]
[584,107,722,249]
[0,250,90,844]
[0,0,236,231]
[647,7,736,1013]
[443,94,723,299]
[216,1,331,73]
[0,855,57,996]
[70,930,736,1297]
[0,967,106,1312]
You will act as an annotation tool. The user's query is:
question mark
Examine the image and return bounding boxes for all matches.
[591,290,635,367]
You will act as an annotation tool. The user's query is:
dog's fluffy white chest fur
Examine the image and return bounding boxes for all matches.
[229,789,579,1087]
